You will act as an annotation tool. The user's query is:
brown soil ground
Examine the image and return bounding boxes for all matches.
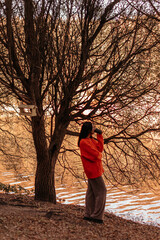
[0,193,160,240]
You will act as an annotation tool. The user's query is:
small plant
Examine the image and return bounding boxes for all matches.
[0,182,31,194]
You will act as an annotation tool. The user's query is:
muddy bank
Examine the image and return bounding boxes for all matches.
[0,193,160,240]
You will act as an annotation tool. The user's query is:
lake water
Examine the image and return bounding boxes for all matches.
[1,168,160,227]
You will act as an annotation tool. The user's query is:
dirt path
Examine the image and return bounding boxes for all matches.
[0,193,160,240]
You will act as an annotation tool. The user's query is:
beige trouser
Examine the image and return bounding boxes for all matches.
[84,176,107,220]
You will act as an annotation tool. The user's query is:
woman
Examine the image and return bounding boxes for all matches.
[78,121,106,224]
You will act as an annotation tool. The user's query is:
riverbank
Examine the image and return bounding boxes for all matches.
[0,193,160,240]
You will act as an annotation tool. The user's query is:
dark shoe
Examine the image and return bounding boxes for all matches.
[91,218,103,224]
[83,216,92,221]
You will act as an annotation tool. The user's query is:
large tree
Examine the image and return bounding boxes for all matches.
[0,0,159,202]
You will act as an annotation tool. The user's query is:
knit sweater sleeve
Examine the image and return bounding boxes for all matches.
[80,138,102,162]
[96,134,104,152]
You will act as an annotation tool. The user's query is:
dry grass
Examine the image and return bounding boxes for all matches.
[0,193,160,240]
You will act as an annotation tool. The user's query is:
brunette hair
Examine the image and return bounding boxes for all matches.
[78,121,92,146]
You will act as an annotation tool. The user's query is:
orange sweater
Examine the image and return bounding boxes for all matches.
[79,134,104,179]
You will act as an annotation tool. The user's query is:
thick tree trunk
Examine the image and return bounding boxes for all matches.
[31,114,69,203]
[35,155,56,203]
[31,115,56,202]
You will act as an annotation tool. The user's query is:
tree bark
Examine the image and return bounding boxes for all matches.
[31,113,69,203]
[31,115,55,202]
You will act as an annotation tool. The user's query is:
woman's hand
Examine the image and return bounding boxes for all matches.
[94,128,102,134]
